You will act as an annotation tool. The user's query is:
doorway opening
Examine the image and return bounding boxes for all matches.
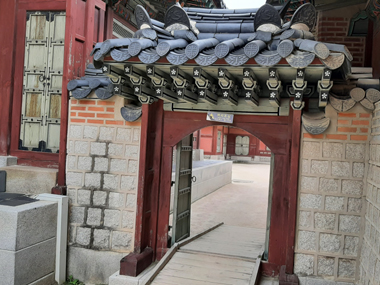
[168,125,273,260]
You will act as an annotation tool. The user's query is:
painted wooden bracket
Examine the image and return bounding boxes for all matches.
[146,66,178,103]
[170,66,198,104]
[242,68,260,107]
[218,68,238,106]
[266,68,282,108]
[112,84,136,101]
[124,64,156,104]
[291,68,306,110]
[101,64,125,84]
[317,68,333,107]
[193,67,218,105]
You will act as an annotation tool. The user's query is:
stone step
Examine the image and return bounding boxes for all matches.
[0,165,58,195]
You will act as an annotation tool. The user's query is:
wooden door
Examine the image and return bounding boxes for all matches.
[19,11,65,153]
[172,134,193,245]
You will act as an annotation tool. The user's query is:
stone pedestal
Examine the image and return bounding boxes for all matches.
[0,197,58,285]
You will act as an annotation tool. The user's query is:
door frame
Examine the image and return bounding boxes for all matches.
[132,100,302,277]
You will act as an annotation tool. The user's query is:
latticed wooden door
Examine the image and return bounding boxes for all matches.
[235,135,250,155]
[20,11,65,153]
[172,134,193,245]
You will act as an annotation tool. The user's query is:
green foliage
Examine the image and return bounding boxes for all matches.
[65,275,85,285]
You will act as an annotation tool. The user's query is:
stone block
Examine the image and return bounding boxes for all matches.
[93,229,110,249]
[67,172,83,187]
[315,212,336,230]
[116,128,132,142]
[0,156,17,167]
[339,215,361,233]
[122,211,135,229]
[128,160,138,174]
[109,192,125,208]
[77,156,93,171]
[77,189,91,205]
[68,140,74,153]
[342,180,363,195]
[294,253,314,275]
[344,236,359,256]
[94,157,109,172]
[133,128,141,143]
[353,162,365,178]
[338,259,356,278]
[325,196,345,211]
[297,231,316,251]
[99,126,116,141]
[70,125,83,139]
[69,225,76,244]
[68,189,76,204]
[299,211,312,228]
[75,141,89,154]
[348,198,362,213]
[323,142,344,159]
[104,209,120,228]
[110,158,127,173]
[311,160,329,175]
[109,143,124,156]
[87,208,102,226]
[67,155,76,170]
[302,159,309,174]
[83,126,98,139]
[300,194,322,209]
[104,174,119,190]
[317,256,335,276]
[125,145,139,158]
[303,142,321,158]
[90,142,107,156]
[126,194,137,209]
[67,246,124,285]
[301,176,319,192]
[346,143,366,160]
[93,191,107,206]
[332,161,350,177]
[319,178,339,193]
[306,278,336,285]
[121,176,137,191]
[76,227,91,246]
[85,172,101,188]
[112,231,132,250]
[320,233,341,253]
[29,272,55,285]
[70,206,85,224]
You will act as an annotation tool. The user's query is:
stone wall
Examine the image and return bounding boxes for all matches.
[359,102,380,284]
[294,104,371,284]
[66,96,140,284]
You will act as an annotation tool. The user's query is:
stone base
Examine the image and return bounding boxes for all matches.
[109,264,156,285]
[0,156,17,167]
[0,165,57,195]
[298,277,354,285]
[193,149,204,161]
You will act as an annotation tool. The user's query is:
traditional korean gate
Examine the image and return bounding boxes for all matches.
[19,11,65,153]
[172,134,193,245]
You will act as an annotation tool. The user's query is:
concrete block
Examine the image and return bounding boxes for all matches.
[104,209,120,228]
[77,189,91,205]
[74,141,89,154]
[300,194,322,209]
[94,157,109,172]
[125,194,136,209]
[70,206,85,224]
[122,211,135,229]
[323,142,344,159]
[315,212,336,230]
[339,215,361,233]
[310,160,329,175]
[90,142,107,156]
[99,127,116,141]
[70,125,83,139]
[67,172,83,187]
[83,126,98,139]
[338,259,356,278]
[299,211,312,228]
[294,253,314,275]
[121,176,137,191]
[67,246,124,284]
[109,192,125,208]
[320,233,341,253]
[325,196,345,211]
[346,143,366,160]
[110,159,127,173]
[133,128,141,143]
[85,172,101,188]
[317,256,335,276]
[301,176,319,192]
[76,227,91,246]
[353,162,365,178]
[0,156,17,167]
[116,128,132,142]
[297,231,316,251]
[109,143,124,156]
[104,174,119,190]
[303,142,321,158]
[344,236,359,256]
[29,272,56,285]
[125,145,139,158]
[111,231,132,250]
[332,161,350,177]
[87,208,102,226]
[342,180,363,195]
[77,156,93,171]
[128,160,138,174]
[348,198,362,213]
[319,178,339,193]
[93,191,107,206]
[0,166,58,195]
[0,200,57,251]
[93,229,110,249]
